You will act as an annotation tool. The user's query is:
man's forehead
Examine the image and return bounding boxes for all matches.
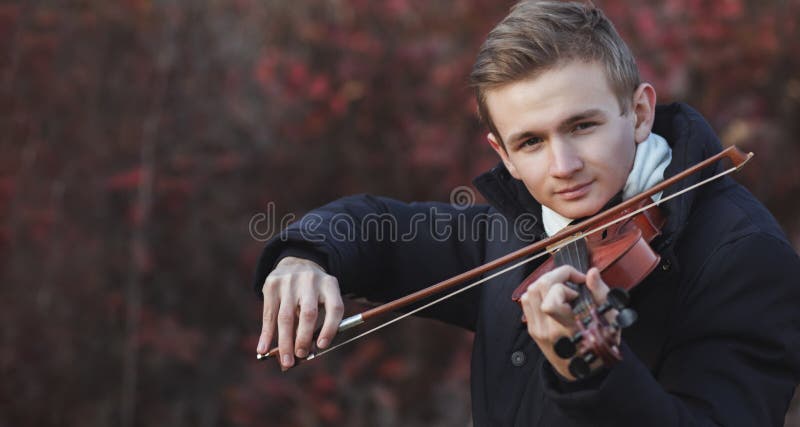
[487,62,616,116]
[489,60,612,96]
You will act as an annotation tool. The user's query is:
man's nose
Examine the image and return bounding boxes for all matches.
[549,140,583,178]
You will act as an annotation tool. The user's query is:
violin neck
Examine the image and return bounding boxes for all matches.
[554,238,594,311]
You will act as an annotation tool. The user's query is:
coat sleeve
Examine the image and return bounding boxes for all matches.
[252,194,491,330]
[539,232,800,426]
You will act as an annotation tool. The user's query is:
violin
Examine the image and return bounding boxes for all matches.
[511,196,665,378]
[258,145,753,371]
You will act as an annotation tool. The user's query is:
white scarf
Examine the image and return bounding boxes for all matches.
[542,132,672,236]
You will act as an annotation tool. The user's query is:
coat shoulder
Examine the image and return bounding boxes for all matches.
[673,178,800,306]
[681,179,791,259]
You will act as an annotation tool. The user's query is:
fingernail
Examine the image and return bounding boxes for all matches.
[296,348,308,358]
[257,339,266,354]
[317,338,328,348]
[282,354,292,367]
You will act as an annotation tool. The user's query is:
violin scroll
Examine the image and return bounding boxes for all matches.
[553,287,638,379]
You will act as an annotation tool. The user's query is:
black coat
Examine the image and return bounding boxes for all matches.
[254,104,800,426]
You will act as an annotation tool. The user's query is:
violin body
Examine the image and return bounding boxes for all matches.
[512,198,667,300]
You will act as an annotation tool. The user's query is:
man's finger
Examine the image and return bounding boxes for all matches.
[294,297,318,358]
[257,276,281,354]
[276,297,296,369]
[541,265,587,289]
[519,287,548,339]
[584,267,609,301]
[258,293,278,355]
[540,283,579,325]
[529,265,586,300]
[317,277,344,349]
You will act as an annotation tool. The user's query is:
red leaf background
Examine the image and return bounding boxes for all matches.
[2,0,799,426]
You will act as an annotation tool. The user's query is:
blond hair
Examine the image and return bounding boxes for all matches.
[470,1,640,145]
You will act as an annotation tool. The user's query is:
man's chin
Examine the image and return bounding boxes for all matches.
[554,200,605,221]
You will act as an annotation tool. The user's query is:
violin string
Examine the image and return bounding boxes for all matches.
[554,241,576,309]
[563,240,583,312]
[305,165,740,362]
[575,238,591,311]
[564,236,591,314]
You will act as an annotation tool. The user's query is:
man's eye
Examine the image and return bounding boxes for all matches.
[521,137,543,148]
[574,122,597,132]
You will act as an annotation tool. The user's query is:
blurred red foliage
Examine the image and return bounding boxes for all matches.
[2,0,799,426]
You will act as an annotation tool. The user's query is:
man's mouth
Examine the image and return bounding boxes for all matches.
[555,181,593,200]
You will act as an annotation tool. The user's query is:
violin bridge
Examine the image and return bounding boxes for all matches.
[546,233,584,255]
[545,243,560,255]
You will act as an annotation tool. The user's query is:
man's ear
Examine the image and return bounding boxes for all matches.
[487,133,520,179]
[632,83,657,144]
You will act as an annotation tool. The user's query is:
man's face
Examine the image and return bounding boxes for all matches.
[485,61,651,219]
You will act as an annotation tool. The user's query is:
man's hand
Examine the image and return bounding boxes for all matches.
[257,256,344,370]
[518,266,617,381]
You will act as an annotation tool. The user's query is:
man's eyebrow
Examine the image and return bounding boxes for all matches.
[557,109,605,131]
[505,108,606,146]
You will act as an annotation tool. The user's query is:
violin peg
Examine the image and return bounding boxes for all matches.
[568,352,595,379]
[554,337,576,359]
[568,358,589,379]
[554,331,584,358]
[607,288,631,310]
[614,308,638,329]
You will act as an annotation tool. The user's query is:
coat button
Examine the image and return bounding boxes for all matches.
[511,351,526,367]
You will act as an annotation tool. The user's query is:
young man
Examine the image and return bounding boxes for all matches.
[254,1,800,425]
